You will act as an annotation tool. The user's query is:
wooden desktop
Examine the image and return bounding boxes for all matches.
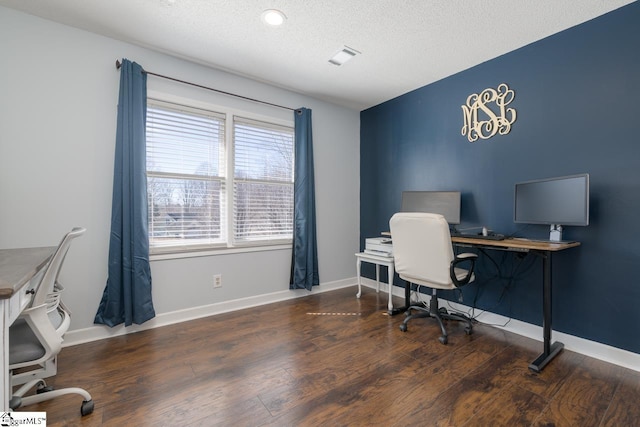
[451,235,580,252]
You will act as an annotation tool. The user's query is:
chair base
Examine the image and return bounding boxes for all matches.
[11,378,94,416]
[399,293,473,344]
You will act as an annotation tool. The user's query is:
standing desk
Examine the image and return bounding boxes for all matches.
[386,234,580,372]
[0,247,55,411]
[450,236,580,372]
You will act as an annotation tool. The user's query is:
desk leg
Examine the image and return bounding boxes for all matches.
[356,258,362,298]
[1,299,9,411]
[375,264,380,293]
[389,279,411,316]
[387,264,394,313]
[529,251,564,373]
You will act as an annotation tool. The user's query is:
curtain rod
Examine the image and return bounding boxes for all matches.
[115,59,296,112]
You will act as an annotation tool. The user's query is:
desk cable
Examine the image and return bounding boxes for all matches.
[448,245,537,327]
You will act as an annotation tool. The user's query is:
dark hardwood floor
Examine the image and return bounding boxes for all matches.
[15,286,640,426]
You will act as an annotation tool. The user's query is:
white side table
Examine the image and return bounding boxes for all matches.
[355,252,395,313]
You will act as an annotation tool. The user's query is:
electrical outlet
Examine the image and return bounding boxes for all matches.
[213,274,222,288]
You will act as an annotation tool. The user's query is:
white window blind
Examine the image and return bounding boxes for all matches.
[233,117,294,243]
[145,99,294,253]
[146,100,227,251]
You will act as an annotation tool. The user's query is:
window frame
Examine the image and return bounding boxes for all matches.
[146,93,295,258]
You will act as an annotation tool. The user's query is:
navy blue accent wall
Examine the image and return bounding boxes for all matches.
[360,3,640,354]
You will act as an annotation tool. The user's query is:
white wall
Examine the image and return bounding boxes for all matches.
[0,7,360,332]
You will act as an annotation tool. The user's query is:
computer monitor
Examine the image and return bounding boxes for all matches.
[514,173,589,241]
[401,191,461,225]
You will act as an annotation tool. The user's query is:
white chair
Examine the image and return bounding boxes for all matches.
[9,227,94,416]
[389,213,477,344]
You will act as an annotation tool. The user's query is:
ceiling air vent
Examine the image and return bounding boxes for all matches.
[329,46,360,66]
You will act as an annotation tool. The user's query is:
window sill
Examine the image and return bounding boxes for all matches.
[150,243,292,261]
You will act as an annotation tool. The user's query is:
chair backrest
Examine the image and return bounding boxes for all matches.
[389,212,455,289]
[31,227,86,308]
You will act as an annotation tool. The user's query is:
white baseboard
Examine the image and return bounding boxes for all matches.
[65,276,640,373]
[64,277,355,347]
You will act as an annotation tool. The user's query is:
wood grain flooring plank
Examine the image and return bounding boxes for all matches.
[462,382,548,427]
[600,368,640,427]
[532,357,623,427]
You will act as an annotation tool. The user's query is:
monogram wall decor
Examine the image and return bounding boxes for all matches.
[461,83,516,143]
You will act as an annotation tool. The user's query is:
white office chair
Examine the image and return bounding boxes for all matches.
[9,227,94,416]
[390,213,477,344]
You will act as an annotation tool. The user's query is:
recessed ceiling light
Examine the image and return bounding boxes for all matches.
[261,9,286,26]
[329,46,360,66]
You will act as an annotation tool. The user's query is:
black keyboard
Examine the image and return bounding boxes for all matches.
[454,233,505,241]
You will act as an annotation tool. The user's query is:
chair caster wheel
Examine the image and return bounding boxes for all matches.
[81,400,94,416]
[439,336,448,345]
[399,323,407,332]
[438,307,448,315]
[36,385,54,394]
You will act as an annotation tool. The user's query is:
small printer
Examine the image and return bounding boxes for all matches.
[364,237,393,257]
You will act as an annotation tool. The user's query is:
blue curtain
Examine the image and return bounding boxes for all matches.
[290,108,319,290]
[95,59,156,327]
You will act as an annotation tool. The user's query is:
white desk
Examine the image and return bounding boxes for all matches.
[0,247,55,411]
[355,252,395,313]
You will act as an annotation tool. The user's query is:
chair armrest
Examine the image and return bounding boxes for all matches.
[450,253,478,287]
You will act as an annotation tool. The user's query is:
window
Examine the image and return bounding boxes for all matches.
[146,99,294,253]
[233,117,294,243]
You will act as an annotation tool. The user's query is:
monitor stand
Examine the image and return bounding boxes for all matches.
[549,224,563,242]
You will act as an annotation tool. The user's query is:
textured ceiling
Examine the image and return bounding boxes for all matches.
[0,0,635,110]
